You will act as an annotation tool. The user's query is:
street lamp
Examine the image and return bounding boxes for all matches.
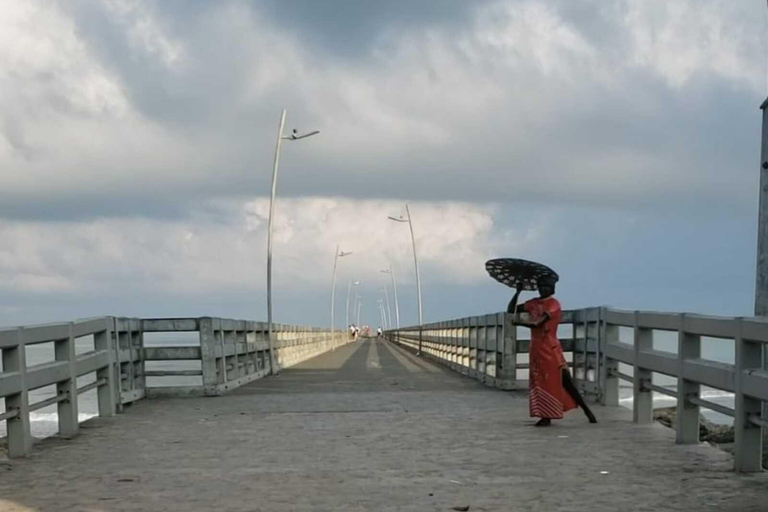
[267,109,319,374]
[381,285,393,330]
[388,203,423,353]
[356,298,362,326]
[346,280,360,328]
[380,266,400,329]
[377,299,386,329]
[330,246,352,334]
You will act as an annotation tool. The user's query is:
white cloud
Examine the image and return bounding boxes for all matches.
[622,0,764,90]
[0,199,540,296]
[0,0,763,325]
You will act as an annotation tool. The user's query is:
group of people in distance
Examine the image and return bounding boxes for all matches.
[348,324,371,340]
[347,324,384,339]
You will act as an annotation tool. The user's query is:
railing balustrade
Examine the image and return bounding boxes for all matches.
[388,307,768,473]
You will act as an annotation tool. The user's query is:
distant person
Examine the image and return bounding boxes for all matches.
[376,327,383,338]
[508,275,597,426]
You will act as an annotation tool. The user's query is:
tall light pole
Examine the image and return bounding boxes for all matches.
[380,266,400,329]
[267,109,319,374]
[751,96,768,472]
[378,300,386,329]
[388,203,423,354]
[381,286,393,329]
[356,299,362,326]
[346,280,360,328]
[330,246,352,334]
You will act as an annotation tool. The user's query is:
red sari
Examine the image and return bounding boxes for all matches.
[525,296,577,419]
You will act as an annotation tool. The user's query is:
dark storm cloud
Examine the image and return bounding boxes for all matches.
[255,0,496,58]
[1,0,764,221]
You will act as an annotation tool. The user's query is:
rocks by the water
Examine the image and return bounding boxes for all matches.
[654,407,766,468]
[653,407,733,443]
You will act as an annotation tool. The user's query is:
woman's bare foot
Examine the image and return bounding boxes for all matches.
[535,418,552,427]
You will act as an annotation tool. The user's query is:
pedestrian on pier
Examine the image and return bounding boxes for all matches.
[508,275,597,427]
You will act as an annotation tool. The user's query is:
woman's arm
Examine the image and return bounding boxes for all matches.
[506,288,523,314]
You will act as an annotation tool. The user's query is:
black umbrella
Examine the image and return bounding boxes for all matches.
[485,258,559,291]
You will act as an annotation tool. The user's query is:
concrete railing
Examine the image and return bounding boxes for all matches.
[388,307,768,473]
[0,316,349,458]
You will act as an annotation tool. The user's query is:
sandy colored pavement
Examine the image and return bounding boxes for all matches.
[1,339,767,511]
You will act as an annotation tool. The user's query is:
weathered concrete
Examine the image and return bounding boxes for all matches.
[1,339,767,511]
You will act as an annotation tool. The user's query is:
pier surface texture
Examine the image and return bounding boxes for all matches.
[1,339,767,512]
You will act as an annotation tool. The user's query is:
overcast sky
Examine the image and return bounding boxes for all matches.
[1,0,766,328]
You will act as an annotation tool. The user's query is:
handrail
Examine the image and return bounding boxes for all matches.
[1,316,350,459]
[387,306,768,473]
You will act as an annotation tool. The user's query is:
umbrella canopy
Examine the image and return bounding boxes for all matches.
[485,258,559,291]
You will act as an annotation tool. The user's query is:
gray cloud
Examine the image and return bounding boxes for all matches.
[1,0,764,222]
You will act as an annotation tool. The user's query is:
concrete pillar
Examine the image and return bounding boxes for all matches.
[676,315,701,444]
[111,318,124,413]
[600,313,620,406]
[134,321,146,395]
[199,317,220,396]
[224,327,237,382]
[95,320,116,417]
[498,312,518,390]
[56,323,79,438]
[633,312,653,424]
[3,328,31,457]
[735,319,763,472]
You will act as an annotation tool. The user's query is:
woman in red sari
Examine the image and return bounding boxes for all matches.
[508,275,597,426]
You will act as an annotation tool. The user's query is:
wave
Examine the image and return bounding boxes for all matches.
[28,412,98,423]
[619,389,734,404]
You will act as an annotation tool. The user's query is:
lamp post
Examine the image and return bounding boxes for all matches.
[380,266,400,329]
[381,286,393,330]
[267,109,319,374]
[378,300,386,329]
[330,246,352,334]
[346,280,360,328]
[388,203,423,354]
[356,299,362,326]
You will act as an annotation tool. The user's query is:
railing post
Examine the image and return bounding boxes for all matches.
[134,319,146,397]
[477,317,487,383]
[4,328,31,458]
[734,319,763,472]
[600,310,619,407]
[223,325,236,382]
[56,322,79,438]
[676,314,701,444]
[95,320,116,417]
[633,312,653,424]
[451,320,459,368]
[199,317,220,396]
[498,312,518,390]
[111,318,124,413]
[468,316,478,378]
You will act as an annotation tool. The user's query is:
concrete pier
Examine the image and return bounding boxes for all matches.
[1,339,767,511]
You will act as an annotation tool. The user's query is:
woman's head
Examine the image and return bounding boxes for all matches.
[536,275,557,298]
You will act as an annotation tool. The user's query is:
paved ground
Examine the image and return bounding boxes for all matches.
[1,339,767,512]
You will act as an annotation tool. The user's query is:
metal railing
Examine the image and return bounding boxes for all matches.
[0,316,349,458]
[387,307,768,473]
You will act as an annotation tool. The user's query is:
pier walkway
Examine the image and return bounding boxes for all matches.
[1,339,767,511]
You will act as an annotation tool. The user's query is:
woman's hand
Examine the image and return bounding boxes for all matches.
[507,286,524,314]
